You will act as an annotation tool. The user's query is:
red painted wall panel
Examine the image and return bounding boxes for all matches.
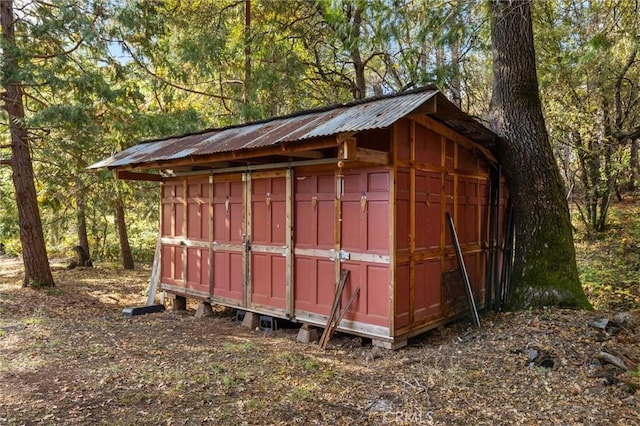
[458,177,479,245]
[212,252,243,300]
[414,258,442,322]
[186,248,209,295]
[415,171,442,250]
[294,256,335,315]
[415,125,441,165]
[160,245,183,286]
[160,180,185,287]
[341,262,389,327]
[186,179,210,293]
[187,179,209,241]
[394,264,410,328]
[396,119,411,160]
[396,170,410,251]
[341,171,389,255]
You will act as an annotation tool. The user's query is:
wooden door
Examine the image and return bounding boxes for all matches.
[211,175,245,305]
[248,172,288,312]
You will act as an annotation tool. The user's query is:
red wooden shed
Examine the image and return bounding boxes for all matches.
[91,87,508,348]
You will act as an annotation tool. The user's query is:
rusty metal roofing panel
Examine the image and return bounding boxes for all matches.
[89,133,212,169]
[88,87,496,170]
[294,91,437,139]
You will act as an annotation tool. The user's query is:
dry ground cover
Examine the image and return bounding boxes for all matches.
[1,241,639,425]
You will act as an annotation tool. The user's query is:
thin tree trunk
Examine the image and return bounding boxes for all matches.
[631,138,638,190]
[1,0,54,287]
[450,37,462,108]
[243,0,251,106]
[76,179,91,261]
[488,0,590,309]
[350,4,366,99]
[115,196,134,270]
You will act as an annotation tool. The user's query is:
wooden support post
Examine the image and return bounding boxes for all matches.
[146,233,161,306]
[173,295,187,311]
[195,301,214,318]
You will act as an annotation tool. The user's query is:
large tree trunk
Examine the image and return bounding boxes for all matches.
[1,0,55,288]
[488,0,590,309]
[115,196,134,270]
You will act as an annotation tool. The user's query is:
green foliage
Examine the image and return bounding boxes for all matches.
[534,0,640,233]
[0,169,19,253]
[575,202,640,310]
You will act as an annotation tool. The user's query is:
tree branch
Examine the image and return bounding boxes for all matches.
[614,44,638,130]
[119,38,241,102]
[616,126,640,142]
[30,35,85,60]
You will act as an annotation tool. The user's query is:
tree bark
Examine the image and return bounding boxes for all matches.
[1,0,55,287]
[488,0,590,309]
[115,196,134,270]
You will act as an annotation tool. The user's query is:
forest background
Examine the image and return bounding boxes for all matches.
[1,0,639,272]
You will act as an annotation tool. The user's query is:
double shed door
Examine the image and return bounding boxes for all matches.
[293,169,390,328]
[211,171,290,315]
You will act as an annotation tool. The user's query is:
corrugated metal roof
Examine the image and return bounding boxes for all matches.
[89,87,496,170]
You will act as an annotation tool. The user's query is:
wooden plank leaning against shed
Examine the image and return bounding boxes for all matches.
[446,212,481,327]
[319,270,355,349]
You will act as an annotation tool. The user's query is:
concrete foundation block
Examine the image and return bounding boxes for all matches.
[195,302,214,318]
[241,312,260,329]
[296,324,319,343]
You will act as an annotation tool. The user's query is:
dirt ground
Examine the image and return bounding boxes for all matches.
[0,258,639,425]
